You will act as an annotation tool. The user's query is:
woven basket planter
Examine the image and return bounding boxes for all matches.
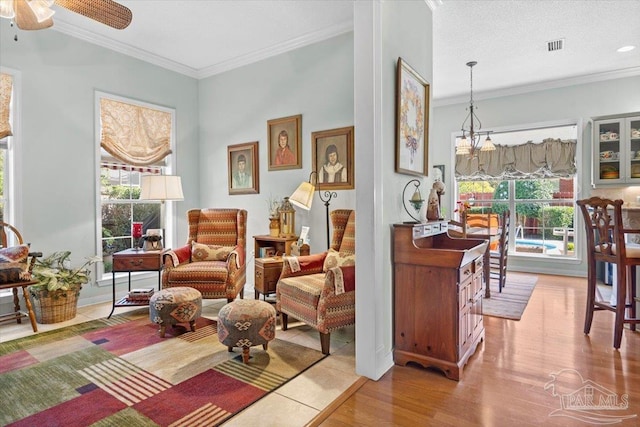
[29,285,81,324]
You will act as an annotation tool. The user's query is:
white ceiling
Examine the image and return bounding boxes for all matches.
[45,0,640,102]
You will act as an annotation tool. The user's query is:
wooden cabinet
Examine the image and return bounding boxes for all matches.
[392,222,487,381]
[593,113,640,185]
[254,257,283,299]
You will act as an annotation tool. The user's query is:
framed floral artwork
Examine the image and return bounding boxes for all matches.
[395,57,429,176]
[268,114,302,171]
[228,141,259,195]
[312,126,355,190]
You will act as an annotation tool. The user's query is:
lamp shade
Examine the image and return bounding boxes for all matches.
[140,175,184,201]
[289,181,315,210]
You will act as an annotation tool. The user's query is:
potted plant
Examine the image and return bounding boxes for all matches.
[29,251,100,324]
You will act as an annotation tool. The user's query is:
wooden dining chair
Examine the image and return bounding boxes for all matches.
[576,197,640,349]
[0,222,41,332]
[489,210,510,293]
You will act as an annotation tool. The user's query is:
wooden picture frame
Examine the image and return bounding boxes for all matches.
[395,57,429,176]
[312,126,355,190]
[268,114,302,170]
[228,141,259,195]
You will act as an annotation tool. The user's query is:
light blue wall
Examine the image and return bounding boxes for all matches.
[197,32,355,278]
[431,75,640,277]
[0,21,200,305]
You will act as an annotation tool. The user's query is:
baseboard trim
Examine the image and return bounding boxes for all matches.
[305,376,369,427]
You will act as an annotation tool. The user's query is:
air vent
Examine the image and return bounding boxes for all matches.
[547,38,565,52]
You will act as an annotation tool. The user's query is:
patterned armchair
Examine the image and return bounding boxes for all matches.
[162,208,247,302]
[276,209,355,355]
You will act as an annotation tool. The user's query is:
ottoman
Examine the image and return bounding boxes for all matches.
[217,299,276,364]
[149,287,202,337]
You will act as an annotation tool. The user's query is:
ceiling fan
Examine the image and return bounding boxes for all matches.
[0,0,132,31]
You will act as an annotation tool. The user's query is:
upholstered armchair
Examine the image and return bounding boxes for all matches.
[162,208,247,302]
[276,209,355,355]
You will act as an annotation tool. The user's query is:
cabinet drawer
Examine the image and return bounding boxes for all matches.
[254,258,283,295]
[459,262,473,282]
[113,255,161,272]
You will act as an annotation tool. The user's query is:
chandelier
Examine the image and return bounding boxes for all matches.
[455,61,495,157]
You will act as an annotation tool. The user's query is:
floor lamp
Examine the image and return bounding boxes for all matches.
[289,171,337,249]
[139,175,184,246]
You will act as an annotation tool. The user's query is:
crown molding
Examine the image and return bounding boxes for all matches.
[196,20,353,79]
[52,18,352,81]
[424,0,443,12]
[52,20,199,78]
[433,65,640,107]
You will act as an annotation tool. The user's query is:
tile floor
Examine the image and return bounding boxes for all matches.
[0,285,358,426]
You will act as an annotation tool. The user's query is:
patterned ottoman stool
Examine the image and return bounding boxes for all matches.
[149,287,202,337]
[217,299,276,364]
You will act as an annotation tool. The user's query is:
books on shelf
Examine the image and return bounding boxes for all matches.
[126,288,154,302]
[259,246,276,258]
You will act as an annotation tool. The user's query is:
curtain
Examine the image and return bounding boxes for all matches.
[100,98,172,166]
[0,73,12,139]
[455,138,577,181]
[101,161,161,174]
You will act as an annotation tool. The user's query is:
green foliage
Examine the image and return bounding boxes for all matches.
[31,251,100,293]
[541,206,574,239]
[492,180,555,219]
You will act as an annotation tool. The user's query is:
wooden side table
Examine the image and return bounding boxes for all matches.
[254,256,283,300]
[253,235,298,258]
[109,249,162,318]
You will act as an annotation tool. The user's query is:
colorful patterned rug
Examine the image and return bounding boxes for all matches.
[0,309,326,426]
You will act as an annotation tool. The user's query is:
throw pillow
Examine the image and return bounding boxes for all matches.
[0,245,31,283]
[323,248,355,272]
[191,242,235,262]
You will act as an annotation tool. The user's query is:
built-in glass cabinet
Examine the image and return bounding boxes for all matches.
[593,114,640,186]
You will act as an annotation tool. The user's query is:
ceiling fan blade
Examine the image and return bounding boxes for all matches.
[14,0,54,30]
[55,0,132,30]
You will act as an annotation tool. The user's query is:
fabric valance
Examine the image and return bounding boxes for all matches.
[100,98,172,166]
[455,138,577,181]
[0,73,13,139]
[101,162,161,174]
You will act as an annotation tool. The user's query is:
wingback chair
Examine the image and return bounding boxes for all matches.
[162,208,247,302]
[276,209,355,355]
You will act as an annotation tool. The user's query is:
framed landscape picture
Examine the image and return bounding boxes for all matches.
[395,57,429,176]
[312,126,355,191]
[228,141,259,195]
[268,114,302,171]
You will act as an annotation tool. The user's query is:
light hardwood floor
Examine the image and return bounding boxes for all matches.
[317,274,640,427]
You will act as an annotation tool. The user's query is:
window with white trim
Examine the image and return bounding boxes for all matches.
[96,92,176,275]
[0,70,16,232]
[454,123,578,259]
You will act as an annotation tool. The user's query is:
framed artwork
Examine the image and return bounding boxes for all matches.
[395,57,429,176]
[312,126,355,190]
[268,114,302,170]
[433,164,445,183]
[228,141,259,195]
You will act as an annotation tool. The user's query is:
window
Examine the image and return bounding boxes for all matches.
[96,92,176,276]
[0,69,17,233]
[454,123,578,259]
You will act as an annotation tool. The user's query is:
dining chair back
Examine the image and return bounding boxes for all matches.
[576,197,640,348]
[489,210,510,292]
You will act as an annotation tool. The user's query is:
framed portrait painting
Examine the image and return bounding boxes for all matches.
[228,141,259,195]
[395,57,429,176]
[268,114,302,171]
[312,126,355,191]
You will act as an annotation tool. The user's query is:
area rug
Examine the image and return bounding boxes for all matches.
[0,310,326,426]
[483,273,538,320]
